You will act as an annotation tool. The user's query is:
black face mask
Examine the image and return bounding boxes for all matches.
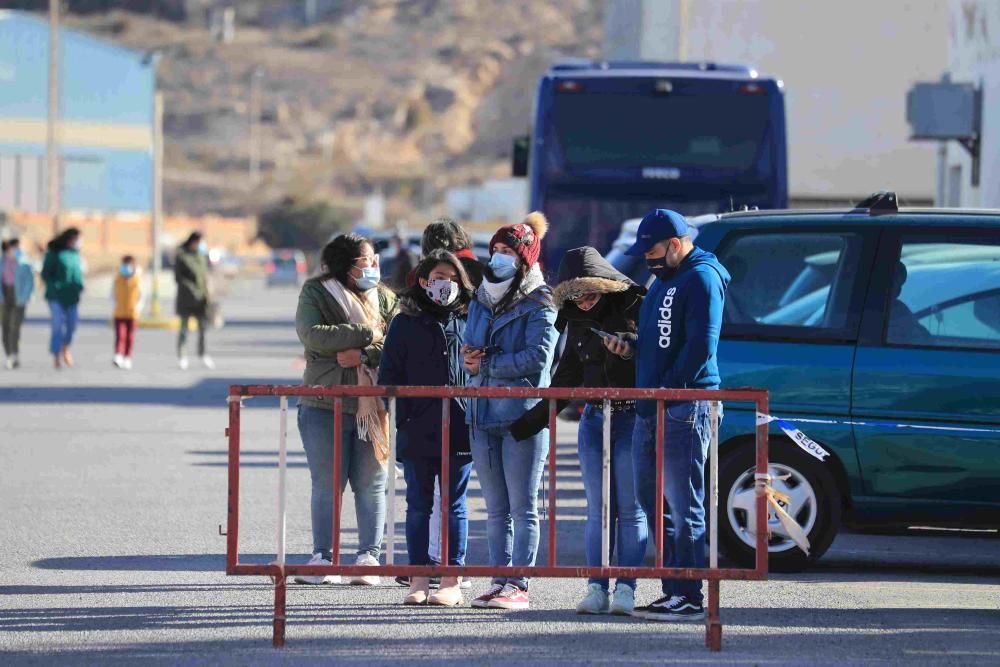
[646,256,674,280]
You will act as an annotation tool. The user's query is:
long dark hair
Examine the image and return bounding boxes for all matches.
[408,249,475,312]
[48,227,80,252]
[320,233,372,287]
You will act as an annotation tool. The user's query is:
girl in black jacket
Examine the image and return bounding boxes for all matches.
[378,250,475,607]
[510,246,648,615]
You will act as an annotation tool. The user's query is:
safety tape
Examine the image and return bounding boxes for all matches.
[755,412,1000,463]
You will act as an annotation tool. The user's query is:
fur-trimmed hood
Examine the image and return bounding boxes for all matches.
[551,246,639,308]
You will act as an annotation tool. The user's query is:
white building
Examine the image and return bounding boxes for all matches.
[936,0,1000,208]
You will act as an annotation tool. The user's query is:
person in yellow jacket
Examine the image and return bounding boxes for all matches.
[112,256,142,369]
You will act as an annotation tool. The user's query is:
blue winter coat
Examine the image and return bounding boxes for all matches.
[0,256,35,306]
[464,280,558,431]
[378,293,470,459]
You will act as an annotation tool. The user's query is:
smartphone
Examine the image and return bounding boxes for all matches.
[589,327,618,342]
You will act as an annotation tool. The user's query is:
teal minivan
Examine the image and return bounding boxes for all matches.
[693,193,1000,570]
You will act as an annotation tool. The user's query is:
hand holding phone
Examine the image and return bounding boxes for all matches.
[592,328,632,359]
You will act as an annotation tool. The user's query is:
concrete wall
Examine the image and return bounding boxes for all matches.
[940,0,1000,208]
[0,11,154,213]
[603,0,948,203]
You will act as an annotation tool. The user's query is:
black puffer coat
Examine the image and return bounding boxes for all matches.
[377,291,471,459]
[510,247,644,440]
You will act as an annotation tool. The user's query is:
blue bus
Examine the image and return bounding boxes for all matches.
[514,61,788,270]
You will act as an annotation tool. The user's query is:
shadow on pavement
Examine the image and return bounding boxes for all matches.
[0,378,299,407]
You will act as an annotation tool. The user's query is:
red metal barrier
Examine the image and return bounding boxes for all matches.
[225,384,770,652]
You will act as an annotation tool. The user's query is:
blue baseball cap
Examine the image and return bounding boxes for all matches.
[624,209,689,256]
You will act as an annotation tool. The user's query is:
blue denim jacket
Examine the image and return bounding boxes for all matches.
[0,257,35,306]
[464,286,558,431]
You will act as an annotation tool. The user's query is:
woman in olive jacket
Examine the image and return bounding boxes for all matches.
[294,233,398,586]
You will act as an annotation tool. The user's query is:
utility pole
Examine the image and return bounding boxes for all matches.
[249,66,264,187]
[150,91,164,318]
[47,0,61,234]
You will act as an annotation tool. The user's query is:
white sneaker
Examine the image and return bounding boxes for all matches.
[178,356,189,370]
[201,355,216,370]
[4,357,13,370]
[293,552,341,585]
[350,552,381,586]
[113,354,124,368]
[576,583,610,614]
[609,583,635,615]
[123,357,133,370]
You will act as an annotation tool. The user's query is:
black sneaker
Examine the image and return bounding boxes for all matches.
[395,575,443,588]
[635,595,704,622]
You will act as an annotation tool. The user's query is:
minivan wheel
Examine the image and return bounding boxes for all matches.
[717,440,842,572]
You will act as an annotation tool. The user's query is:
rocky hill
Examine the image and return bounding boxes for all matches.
[62,1,605,220]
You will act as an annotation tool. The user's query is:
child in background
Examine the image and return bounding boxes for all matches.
[113,256,142,369]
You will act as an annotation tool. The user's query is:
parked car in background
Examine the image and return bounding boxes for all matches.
[266,249,307,288]
[690,192,1000,571]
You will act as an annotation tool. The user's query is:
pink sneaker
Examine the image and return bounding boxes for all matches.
[471,583,505,608]
[487,584,529,610]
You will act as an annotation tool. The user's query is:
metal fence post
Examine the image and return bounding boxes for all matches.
[386,397,397,565]
[601,398,612,568]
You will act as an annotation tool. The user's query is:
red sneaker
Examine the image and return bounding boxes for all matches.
[487,584,529,610]
[471,583,505,608]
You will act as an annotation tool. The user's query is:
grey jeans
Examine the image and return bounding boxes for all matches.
[1,285,25,356]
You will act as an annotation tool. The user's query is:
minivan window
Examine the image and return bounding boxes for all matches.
[718,232,864,333]
[887,239,1000,350]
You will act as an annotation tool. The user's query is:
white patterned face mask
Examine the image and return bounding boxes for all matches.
[425,278,460,306]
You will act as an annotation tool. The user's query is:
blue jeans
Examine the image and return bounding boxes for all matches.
[403,456,473,566]
[470,427,548,591]
[578,405,647,591]
[298,405,387,560]
[632,401,715,603]
[48,301,78,355]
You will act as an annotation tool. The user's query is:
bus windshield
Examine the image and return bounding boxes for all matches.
[550,91,771,171]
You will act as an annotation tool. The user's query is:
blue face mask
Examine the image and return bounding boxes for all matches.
[489,253,518,280]
[14,248,23,260]
[197,241,208,255]
[120,264,135,277]
[353,266,380,291]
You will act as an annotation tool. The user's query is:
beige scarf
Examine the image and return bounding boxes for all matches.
[322,278,390,466]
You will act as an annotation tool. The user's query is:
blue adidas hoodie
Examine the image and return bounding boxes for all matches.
[634,246,730,417]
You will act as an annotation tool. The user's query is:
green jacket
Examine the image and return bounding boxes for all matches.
[296,277,398,412]
[41,248,84,306]
[174,248,209,317]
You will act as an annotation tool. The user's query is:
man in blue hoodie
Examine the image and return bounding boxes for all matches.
[604,208,730,621]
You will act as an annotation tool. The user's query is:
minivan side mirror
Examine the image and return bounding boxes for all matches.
[511,135,530,177]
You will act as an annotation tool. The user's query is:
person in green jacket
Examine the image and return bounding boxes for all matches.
[41,228,84,370]
[294,233,398,586]
[174,232,213,370]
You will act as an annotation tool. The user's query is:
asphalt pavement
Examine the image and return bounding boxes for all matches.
[1,277,998,666]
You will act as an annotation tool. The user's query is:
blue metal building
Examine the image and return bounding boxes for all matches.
[0,10,154,213]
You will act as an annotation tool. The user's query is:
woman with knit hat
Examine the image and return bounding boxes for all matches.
[462,212,559,611]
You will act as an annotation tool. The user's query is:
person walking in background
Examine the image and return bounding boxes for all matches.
[41,227,84,370]
[607,209,730,622]
[294,233,397,586]
[174,232,214,370]
[386,234,419,293]
[510,246,648,616]
[0,238,34,370]
[112,255,142,370]
[463,212,558,611]
[379,250,475,607]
